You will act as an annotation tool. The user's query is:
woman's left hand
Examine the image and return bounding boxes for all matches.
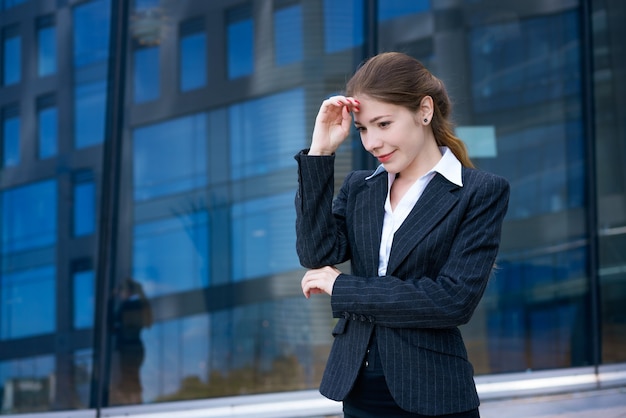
[301,266,341,298]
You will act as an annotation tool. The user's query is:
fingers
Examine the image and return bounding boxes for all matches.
[301,266,341,298]
[322,95,360,114]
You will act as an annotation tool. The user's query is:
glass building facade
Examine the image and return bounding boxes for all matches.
[0,0,624,415]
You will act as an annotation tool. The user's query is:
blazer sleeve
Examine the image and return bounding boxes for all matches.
[331,172,510,329]
[294,150,351,268]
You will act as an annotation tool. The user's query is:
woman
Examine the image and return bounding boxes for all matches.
[294,52,509,417]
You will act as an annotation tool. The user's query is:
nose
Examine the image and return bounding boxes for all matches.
[361,134,383,153]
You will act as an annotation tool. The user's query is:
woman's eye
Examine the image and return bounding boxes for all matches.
[355,126,365,132]
[379,121,390,128]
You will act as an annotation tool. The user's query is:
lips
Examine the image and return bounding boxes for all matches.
[376,151,394,163]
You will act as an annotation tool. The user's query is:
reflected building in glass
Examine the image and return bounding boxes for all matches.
[0,0,625,415]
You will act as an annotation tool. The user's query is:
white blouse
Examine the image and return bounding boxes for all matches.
[376,147,464,276]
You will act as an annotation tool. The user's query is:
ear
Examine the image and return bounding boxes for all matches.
[419,96,434,125]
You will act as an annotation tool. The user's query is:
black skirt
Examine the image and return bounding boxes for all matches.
[343,339,480,418]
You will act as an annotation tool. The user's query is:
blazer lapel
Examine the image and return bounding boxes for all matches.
[386,173,460,275]
[354,172,388,276]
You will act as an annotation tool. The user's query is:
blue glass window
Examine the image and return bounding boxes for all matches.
[2,0,29,10]
[180,18,207,92]
[133,213,209,297]
[323,0,363,53]
[1,179,57,253]
[74,80,106,148]
[231,192,299,281]
[37,95,58,159]
[73,171,95,236]
[2,105,20,167]
[37,16,57,77]
[229,88,305,180]
[274,4,303,66]
[377,0,430,21]
[2,26,21,86]
[0,355,54,413]
[1,265,56,339]
[73,269,95,329]
[134,46,160,103]
[73,0,110,68]
[133,114,207,201]
[226,4,254,79]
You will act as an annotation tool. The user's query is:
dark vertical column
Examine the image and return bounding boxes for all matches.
[90,0,129,415]
[579,0,601,370]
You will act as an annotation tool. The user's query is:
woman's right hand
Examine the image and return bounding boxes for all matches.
[309,95,359,156]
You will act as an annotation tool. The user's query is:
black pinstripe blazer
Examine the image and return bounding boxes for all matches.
[294,150,510,416]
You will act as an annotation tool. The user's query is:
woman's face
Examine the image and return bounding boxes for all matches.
[352,95,438,178]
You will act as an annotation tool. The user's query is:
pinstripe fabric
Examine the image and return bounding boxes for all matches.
[294,151,510,416]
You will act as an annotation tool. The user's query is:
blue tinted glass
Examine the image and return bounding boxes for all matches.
[73,0,111,68]
[2,180,57,253]
[231,192,299,281]
[74,80,106,148]
[133,114,207,201]
[134,0,158,10]
[2,0,29,9]
[38,26,57,76]
[1,265,55,339]
[74,181,95,236]
[73,270,95,329]
[470,11,580,113]
[378,0,430,21]
[0,355,54,410]
[227,19,253,79]
[38,106,58,159]
[134,47,160,102]
[2,114,20,167]
[274,5,303,66]
[133,213,209,297]
[3,35,21,85]
[229,88,304,179]
[181,33,207,91]
[323,0,363,53]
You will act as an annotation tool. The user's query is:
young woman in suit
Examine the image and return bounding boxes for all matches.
[294,52,510,417]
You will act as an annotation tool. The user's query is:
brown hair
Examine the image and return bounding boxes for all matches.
[345,52,473,168]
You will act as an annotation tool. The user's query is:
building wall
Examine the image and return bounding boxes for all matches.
[0,0,624,414]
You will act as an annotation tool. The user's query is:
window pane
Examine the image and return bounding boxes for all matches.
[37,22,57,76]
[1,180,57,253]
[38,106,58,159]
[229,88,305,180]
[1,265,56,339]
[73,0,110,68]
[74,80,106,148]
[231,192,299,281]
[323,0,363,53]
[134,46,160,103]
[227,5,254,79]
[180,32,207,91]
[378,0,430,21]
[74,175,95,236]
[274,4,302,66]
[2,32,21,85]
[133,114,207,201]
[2,109,20,167]
[133,213,209,297]
[73,270,95,329]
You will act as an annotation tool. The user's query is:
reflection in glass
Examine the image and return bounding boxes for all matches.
[37,99,58,159]
[1,106,20,167]
[274,4,302,66]
[74,80,107,148]
[37,16,57,77]
[0,355,54,414]
[110,278,153,405]
[323,0,363,53]
[226,4,253,79]
[2,27,20,86]
[180,19,206,92]
[134,46,160,103]
[73,172,96,236]
[73,269,95,329]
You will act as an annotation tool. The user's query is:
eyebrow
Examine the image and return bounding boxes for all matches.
[354,115,392,125]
